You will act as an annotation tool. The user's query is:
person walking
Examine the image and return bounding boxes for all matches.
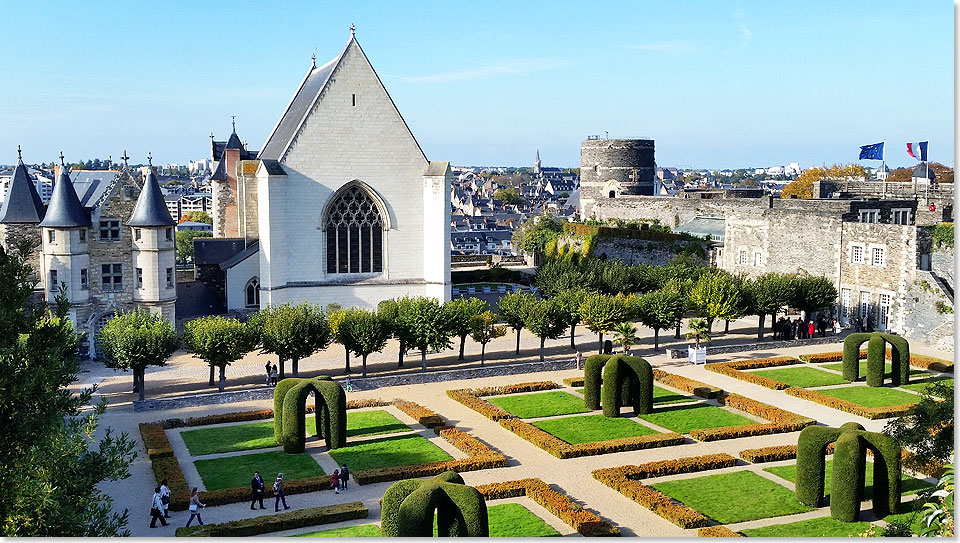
[575,350,583,370]
[160,479,172,518]
[340,464,349,491]
[185,488,205,527]
[270,364,279,386]
[807,321,815,339]
[250,471,265,510]
[331,470,340,494]
[274,473,289,511]
[832,319,840,335]
[265,362,272,386]
[150,486,168,528]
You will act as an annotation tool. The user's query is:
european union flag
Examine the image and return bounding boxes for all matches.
[859,142,884,160]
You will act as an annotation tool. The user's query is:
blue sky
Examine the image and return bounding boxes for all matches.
[0,1,953,169]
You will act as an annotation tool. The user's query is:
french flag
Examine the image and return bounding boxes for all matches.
[906,142,928,161]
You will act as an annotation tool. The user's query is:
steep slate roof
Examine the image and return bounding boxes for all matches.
[210,131,259,180]
[193,237,246,266]
[128,168,176,227]
[912,163,936,180]
[0,159,45,224]
[72,170,119,207]
[41,166,90,228]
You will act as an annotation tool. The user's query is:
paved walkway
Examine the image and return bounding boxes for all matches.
[92,319,951,537]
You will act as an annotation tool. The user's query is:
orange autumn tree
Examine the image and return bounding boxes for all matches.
[781,164,867,199]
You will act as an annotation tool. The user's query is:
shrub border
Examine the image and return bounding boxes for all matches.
[799,350,953,373]
[704,356,800,390]
[175,501,368,537]
[697,525,744,537]
[784,387,916,420]
[139,400,498,510]
[591,454,739,528]
[474,478,620,537]
[687,392,815,442]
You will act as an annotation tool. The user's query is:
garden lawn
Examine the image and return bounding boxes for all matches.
[430,503,560,537]
[650,470,812,524]
[327,434,452,471]
[820,361,929,381]
[194,450,324,490]
[638,404,757,434]
[901,377,954,397]
[816,386,921,408]
[532,414,659,444]
[740,516,874,537]
[574,386,695,405]
[293,524,382,537]
[763,459,932,499]
[488,391,589,418]
[308,410,410,438]
[748,366,847,388]
[181,421,278,456]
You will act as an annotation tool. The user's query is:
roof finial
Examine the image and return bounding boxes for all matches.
[121,150,129,168]
[209,132,214,140]
[311,51,317,68]
[231,115,236,133]
[350,23,355,37]
[147,152,153,166]
[17,145,22,161]
[108,155,112,169]
[59,151,65,166]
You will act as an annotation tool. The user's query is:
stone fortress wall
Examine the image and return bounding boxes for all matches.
[580,138,656,218]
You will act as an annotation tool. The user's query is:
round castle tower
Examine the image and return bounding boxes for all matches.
[40,156,92,323]
[579,138,655,218]
[127,157,177,323]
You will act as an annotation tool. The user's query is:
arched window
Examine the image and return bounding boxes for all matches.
[608,190,617,198]
[245,277,260,308]
[325,185,384,274]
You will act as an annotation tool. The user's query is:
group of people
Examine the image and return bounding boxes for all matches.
[250,471,290,512]
[265,363,279,387]
[774,315,841,340]
[150,479,206,529]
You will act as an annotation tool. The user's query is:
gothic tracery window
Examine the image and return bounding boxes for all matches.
[245,277,260,308]
[325,185,383,274]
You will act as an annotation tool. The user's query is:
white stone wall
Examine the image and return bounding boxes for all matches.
[225,250,260,311]
[267,282,442,310]
[131,227,177,303]
[41,227,90,305]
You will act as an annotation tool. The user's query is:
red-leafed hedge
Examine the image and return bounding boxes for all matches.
[704,356,799,390]
[651,369,723,399]
[687,392,815,441]
[698,525,743,537]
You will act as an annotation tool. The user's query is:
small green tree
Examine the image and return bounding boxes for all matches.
[492,187,525,205]
[579,292,631,353]
[378,299,407,368]
[497,290,534,355]
[635,288,686,351]
[250,302,331,378]
[685,318,711,348]
[883,380,953,473]
[398,297,451,372]
[340,309,390,377]
[442,297,489,360]
[327,308,358,374]
[97,308,180,402]
[183,316,257,391]
[742,272,795,339]
[790,275,838,322]
[553,288,590,349]
[612,321,639,352]
[174,229,212,263]
[469,311,506,365]
[522,299,566,362]
[689,270,742,332]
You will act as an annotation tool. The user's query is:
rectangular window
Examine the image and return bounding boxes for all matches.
[326,227,337,273]
[840,288,851,321]
[78,229,86,242]
[337,227,348,273]
[134,228,141,241]
[859,209,879,223]
[348,225,360,273]
[166,267,174,288]
[892,209,911,225]
[80,268,88,289]
[48,269,57,291]
[753,252,762,267]
[850,245,864,265]
[878,294,891,331]
[859,291,871,320]
[872,247,885,266]
[48,230,55,243]
[101,263,122,291]
[136,267,143,289]
[166,228,173,241]
[738,249,747,264]
[352,93,356,106]
[99,220,121,241]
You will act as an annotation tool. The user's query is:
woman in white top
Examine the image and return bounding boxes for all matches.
[160,479,171,518]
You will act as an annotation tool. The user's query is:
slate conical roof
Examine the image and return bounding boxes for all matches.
[127,167,176,227]
[40,165,90,228]
[0,158,45,224]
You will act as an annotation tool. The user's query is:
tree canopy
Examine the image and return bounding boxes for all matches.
[340,309,391,377]
[183,315,257,391]
[97,308,180,401]
[398,297,451,371]
[442,297,489,360]
[497,290,535,355]
[250,303,331,377]
[781,164,866,199]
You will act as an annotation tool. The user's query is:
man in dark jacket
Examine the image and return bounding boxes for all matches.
[251,471,265,510]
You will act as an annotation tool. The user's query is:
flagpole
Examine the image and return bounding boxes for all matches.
[881,140,886,199]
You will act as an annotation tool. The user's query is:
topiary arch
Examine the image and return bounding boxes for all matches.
[842,332,910,387]
[273,377,347,453]
[583,354,654,416]
[796,422,902,522]
[380,471,488,537]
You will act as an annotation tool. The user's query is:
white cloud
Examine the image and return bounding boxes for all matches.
[622,41,696,55]
[401,58,565,83]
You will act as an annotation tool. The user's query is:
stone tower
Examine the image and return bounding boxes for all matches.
[210,121,258,238]
[534,148,541,175]
[40,157,92,325]
[0,147,45,272]
[127,159,177,324]
[579,137,655,218]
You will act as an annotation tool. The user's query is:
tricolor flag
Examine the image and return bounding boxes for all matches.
[906,142,928,161]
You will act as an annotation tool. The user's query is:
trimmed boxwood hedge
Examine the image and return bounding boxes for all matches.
[600,355,654,416]
[651,369,722,399]
[784,387,915,419]
[381,471,488,537]
[473,478,620,537]
[275,377,347,453]
[704,356,799,390]
[697,525,744,537]
[843,333,910,387]
[176,501,368,537]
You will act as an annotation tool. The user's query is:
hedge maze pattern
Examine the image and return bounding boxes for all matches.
[274,377,347,453]
[584,354,654,416]
[842,332,910,387]
[381,471,488,537]
[796,422,902,522]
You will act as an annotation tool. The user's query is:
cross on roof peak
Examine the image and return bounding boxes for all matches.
[59,151,65,166]
[17,145,22,161]
[350,23,355,37]
[147,152,153,166]
[121,150,129,167]
[231,115,236,133]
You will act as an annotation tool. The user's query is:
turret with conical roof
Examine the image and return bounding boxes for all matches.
[128,164,176,227]
[130,154,177,319]
[40,154,91,312]
[41,155,91,228]
[0,147,45,224]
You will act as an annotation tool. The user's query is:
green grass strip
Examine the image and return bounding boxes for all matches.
[820,361,929,380]
[900,377,954,397]
[532,414,659,444]
[292,524,382,537]
[651,470,812,524]
[748,366,848,388]
[487,391,590,419]
[740,515,874,537]
[816,386,921,408]
[194,450,324,491]
[638,403,757,434]
[328,434,452,471]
